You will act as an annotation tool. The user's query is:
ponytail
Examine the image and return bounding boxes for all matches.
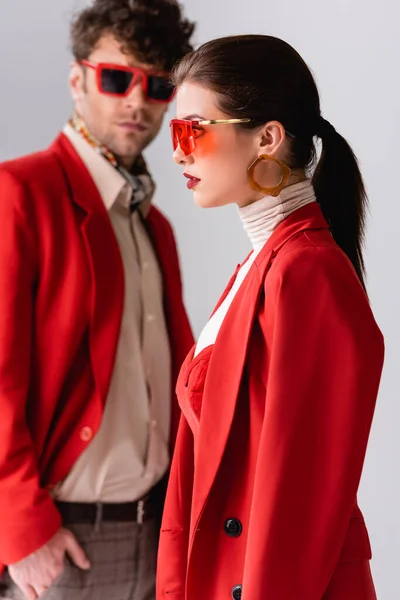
[312,118,368,290]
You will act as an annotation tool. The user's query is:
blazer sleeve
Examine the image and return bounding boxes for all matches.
[0,170,62,564]
[243,244,384,599]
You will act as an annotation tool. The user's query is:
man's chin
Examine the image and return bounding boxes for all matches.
[112,136,154,167]
[110,144,141,168]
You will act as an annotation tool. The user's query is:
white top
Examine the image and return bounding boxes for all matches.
[55,125,171,503]
[195,180,317,357]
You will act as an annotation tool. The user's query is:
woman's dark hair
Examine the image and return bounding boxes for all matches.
[71,0,196,72]
[172,35,368,288]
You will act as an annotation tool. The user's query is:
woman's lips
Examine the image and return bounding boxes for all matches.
[183,172,201,189]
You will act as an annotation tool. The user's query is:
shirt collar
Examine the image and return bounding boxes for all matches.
[63,123,130,212]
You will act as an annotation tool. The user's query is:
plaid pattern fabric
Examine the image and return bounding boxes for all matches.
[0,519,158,600]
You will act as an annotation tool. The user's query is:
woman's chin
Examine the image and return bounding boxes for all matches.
[192,189,224,209]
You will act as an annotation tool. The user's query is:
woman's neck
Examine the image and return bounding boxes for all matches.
[238,179,316,252]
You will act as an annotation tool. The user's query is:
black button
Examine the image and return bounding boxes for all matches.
[232,585,242,600]
[224,518,242,537]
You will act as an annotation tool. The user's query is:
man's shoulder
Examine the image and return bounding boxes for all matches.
[1,146,54,175]
[0,138,67,196]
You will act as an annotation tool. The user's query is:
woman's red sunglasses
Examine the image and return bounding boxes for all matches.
[81,60,175,104]
[170,118,251,155]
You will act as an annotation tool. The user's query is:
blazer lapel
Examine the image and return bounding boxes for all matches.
[51,133,124,406]
[189,247,274,553]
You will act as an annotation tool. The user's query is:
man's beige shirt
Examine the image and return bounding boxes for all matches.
[55,125,171,502]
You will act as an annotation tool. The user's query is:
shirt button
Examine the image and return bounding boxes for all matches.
[146,314,156,323]
[151,420,157,428]
[80,426,93,442]
[142,261,149,270]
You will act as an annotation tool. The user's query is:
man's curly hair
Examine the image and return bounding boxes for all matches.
[70,0,196,72]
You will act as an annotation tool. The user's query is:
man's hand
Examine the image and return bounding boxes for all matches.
[8,527,90,600]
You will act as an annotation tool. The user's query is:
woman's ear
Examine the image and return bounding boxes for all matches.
[258,120,287,158]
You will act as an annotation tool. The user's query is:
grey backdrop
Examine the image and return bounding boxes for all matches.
[0,1,398,597]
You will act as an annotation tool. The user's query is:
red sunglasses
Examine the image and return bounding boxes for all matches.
[170,118,251,155]
[81,60,175,104]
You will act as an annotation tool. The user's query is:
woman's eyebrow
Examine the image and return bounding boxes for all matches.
[182,113,206,120]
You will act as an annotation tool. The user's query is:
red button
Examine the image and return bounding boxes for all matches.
[80,426,93,442]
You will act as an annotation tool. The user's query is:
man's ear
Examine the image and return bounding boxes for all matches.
[69,61,85,103]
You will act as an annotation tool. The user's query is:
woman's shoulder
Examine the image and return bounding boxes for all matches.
[261,227,371,314]
[270,228,357,285]
[259,227,384,361]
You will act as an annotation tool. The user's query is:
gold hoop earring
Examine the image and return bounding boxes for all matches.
[247,154,291,197]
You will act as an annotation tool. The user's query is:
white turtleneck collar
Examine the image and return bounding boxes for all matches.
[238,179,317,253]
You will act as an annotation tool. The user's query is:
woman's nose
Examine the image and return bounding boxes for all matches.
[173,143,193,165]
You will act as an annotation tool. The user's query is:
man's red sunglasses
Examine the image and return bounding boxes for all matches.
[170,118,251,155]
[81,60,175,104]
